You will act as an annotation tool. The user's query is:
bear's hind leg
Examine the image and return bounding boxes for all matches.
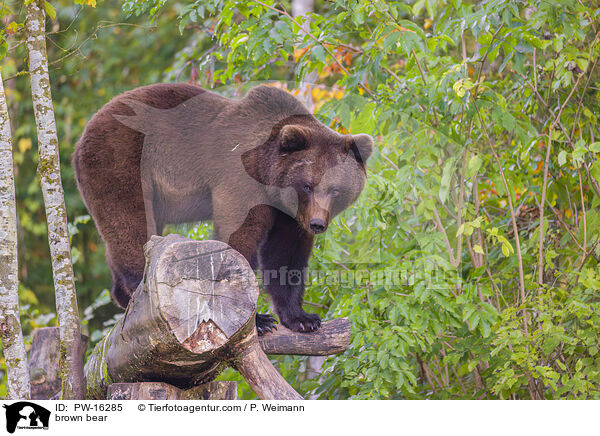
[108,258,144,309]
[101,208,148,308]
[75,145,150,309]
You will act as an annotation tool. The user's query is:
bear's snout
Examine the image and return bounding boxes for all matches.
[309,218,327,234]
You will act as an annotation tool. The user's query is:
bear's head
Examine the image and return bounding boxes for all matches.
[243,114,373,235]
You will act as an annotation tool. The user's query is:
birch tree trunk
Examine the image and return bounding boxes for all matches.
[292,0,314,18]
[0,72,31,400]
[293,0,317,110]
[25,0,86,400]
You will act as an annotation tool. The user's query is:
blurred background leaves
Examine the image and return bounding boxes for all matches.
[1,0,600,399]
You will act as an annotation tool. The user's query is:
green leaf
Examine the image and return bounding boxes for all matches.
[467,154,482,178]
[383,29,401,52]
[558,150,567,166]
[311,45,327,63]
[44,1,56,20]
[453,78,474,97]
[439,157,457,203]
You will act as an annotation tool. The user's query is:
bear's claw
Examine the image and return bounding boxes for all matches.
[281,312,321,333]
[256,313,278,336]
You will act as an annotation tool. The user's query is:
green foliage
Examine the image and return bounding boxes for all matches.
[153,0,600,399]
[2,0,599,399]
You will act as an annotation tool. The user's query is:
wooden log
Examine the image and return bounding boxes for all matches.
[107,381,237,400]
[28,328,60,400]
[234,337,303,400]
[28,327,88,400]
[33,318,351,399]
[33,319,350,400]
[259,317,350,355]
[85,234,303,400]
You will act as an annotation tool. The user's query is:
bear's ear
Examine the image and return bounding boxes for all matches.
[279,125,309,153]
[346,133,373,164]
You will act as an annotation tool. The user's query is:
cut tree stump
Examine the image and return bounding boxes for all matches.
[83,234,350,400]
[85,235,258,398]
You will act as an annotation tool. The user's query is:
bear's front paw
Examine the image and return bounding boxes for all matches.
[281,312,321,333]
[256,313,278,336]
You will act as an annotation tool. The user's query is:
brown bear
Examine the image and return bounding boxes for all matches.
[72,83,372,334]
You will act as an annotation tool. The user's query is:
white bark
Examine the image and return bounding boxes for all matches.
[25,0,85,400]
[292,0,314,20]
[0,72,31,400]
[293,0,317,110]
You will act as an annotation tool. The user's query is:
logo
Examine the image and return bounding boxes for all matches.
[2,402,50,433]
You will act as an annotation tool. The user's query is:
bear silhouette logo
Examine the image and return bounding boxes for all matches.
[3,402,50,433]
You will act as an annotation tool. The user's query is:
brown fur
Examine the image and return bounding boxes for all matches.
[73,84,373,333]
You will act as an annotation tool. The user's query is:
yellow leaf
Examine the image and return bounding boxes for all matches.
[18,138,32,153]
[7,22,19,34]
[44,1,57,21]
[87,0,97,7]
[474,244,484,255]
[293,47,308,62]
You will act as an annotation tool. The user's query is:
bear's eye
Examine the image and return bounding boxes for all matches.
[303,184,313,194]
[330,188,340,198]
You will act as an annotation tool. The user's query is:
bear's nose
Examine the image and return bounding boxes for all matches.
[309,219,327,234]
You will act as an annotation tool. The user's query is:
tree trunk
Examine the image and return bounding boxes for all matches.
[292,0,314,18]
[0,71,31,400]
[24,0,85,400]
[293,0,317,109]
[85,234,350,400]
